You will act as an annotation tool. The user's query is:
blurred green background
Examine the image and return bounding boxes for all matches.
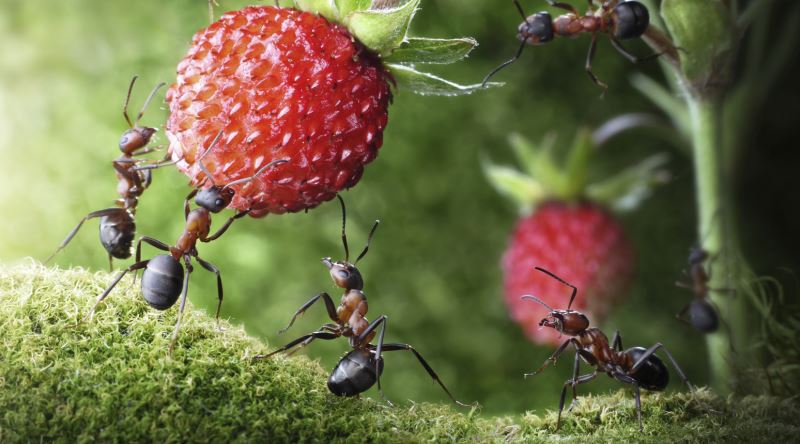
[1,0,797,415]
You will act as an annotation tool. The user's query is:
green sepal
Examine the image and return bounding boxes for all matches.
[346,0,420,56]
[661,0,734,92]
[387,64,501,96]
[586,153,671,212]
[384,37,477,64]
[294,0,341,21]
[562,129,592,200]
[508,133,565,199]
[334,0,371,17]
[482,163,545,215]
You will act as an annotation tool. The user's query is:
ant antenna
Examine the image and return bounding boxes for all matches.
[354,220,380,265]
[521,295,555,312]
[196,130,224,187]
[483,40,527,87]
[222,158,288,190]
[534,266,578,311]
[123,75,139,128]
[136,81,166,126]
[336,194,350,262]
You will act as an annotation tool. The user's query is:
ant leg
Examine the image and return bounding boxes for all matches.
[107,254,114,272]
[85,260,149,322]
[585,35,609,92]
[168,257,193,356]
[631,343,693,390]
[546,1,580,15]
[482,40,527,87]
[277,292,337,334]
[675,304,692,325]
[46,208,127,264]
[378,342,474,407]
[609,37,663,64]
[611,330,623,352]
[525,338,579,377]
[204,210,250,242]
[675,281,692,290]
[134,158,177,172]
[195,255,224,326]
[132,236,170,285]
[252,330,339,360]
[354,315,391,404]
[633,383,643,431]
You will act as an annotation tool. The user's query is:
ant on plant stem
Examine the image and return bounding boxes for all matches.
[675,246,735,333]
[522,266,693,431]
[253,196,472,407]
[483,0,663,90]
[83,131,288,354]
[47,76,166,270]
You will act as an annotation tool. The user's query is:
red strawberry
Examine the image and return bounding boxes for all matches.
[502,202,635,345]
[166,2,493,217]
[485,116,669,345]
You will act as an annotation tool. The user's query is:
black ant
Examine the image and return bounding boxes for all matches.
[83,132,287,353]
[675,247,730,333]
[522,266,692,431]
[483,0,660,90]
[253,196,470,406]
[47,76,166,270]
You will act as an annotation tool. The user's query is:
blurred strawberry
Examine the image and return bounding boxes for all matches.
[485,115,670,345]
[167,1,496,217]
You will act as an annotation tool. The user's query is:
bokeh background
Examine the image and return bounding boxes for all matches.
[1,0,797,415]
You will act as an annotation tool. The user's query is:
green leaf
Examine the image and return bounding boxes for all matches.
[586,153,671,212]
[387,64,501,96]
[295,0,340,21]
[334,0,370,16]
[482,163,545,214]
[661,0,733,87]
[384,37,477,64]
[346,0,420,55]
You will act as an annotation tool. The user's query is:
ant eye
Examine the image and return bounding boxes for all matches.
[336,270,349,280]
[215,199,224,207]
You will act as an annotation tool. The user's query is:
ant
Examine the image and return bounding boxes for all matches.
[522,266,692,431]
[47,76,166,270]
[483,0,660,90]
[675,247,733,333]
[253,196,470,407]
[83,132,287,354]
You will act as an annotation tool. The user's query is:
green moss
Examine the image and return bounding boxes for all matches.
[1,263,797,442]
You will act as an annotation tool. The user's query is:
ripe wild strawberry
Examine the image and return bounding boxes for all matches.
[485,116,669,345]
[167,1,497,216]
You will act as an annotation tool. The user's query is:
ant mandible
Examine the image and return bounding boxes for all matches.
[483,0,658,90]
[47,76,166,270]
[84,132,288,354]
[253,196,470,407]
[522,266,693,431]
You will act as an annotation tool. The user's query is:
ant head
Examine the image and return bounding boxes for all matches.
[323,257,364,290]
[518,12,554,45]
[521,267,590,336]
[612,1,650,40]
[688,247,709,267]
[120,75,165,154]
[119,127,157,154]
[195,186,235,213]
[325,195,379,291]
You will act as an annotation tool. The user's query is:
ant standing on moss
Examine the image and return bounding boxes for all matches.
[522,266,693,431]
[483,0,661,90]
[47,76,166,270]
[83,132,287,354]
[254,195,471,406]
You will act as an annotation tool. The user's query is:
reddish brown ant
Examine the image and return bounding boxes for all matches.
[675,247,735,333]
[253,196,470,407]
[522,266,693,431]
[47,76,166,269]
[483,0,661,90]
[83,132,287,354]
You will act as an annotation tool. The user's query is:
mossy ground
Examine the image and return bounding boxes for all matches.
[1,262,797,442]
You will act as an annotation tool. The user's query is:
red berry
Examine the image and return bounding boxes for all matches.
[502,202,635,345]
[166,6,392,216]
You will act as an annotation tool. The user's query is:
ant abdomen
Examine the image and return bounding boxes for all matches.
[99,212,136,259]
[141,255,184,310]
[328,349,385,397]
[519,12,554,45]
[613,1,650,40]
[626,346,669,391]
[689,299,719,333]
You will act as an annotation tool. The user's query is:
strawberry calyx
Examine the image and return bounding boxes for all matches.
[291,0,499,95]
[484,114,671,214]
